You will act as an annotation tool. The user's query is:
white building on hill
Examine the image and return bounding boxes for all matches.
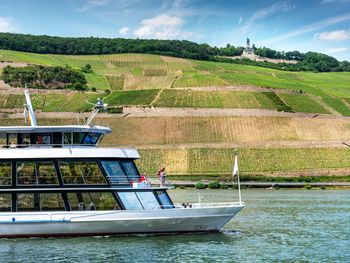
[242,38,256,59]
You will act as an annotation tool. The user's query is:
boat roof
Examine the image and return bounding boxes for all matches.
[0,147,140,159]
[0,125,112,134]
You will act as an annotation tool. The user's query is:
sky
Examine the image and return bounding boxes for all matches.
[0,0,350,61]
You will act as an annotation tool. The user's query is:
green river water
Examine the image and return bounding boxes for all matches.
[0,189,349,262]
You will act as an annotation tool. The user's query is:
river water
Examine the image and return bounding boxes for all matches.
[0,189,349,262]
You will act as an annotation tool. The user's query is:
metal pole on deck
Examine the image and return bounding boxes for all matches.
[237,166,242,205]
[24,87,38,127]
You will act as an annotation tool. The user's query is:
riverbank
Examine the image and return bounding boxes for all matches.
[148,178,350,189]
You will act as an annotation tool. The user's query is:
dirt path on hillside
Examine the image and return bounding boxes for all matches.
[3,107,349,120]
[172,85,296,94]
[122,107,346,119]
[0,80,11,90]
[0,82,100,95]
[132,140,349,149]
[0,62,28,68]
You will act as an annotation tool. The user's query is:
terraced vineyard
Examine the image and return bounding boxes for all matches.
[3,116,350,146]
[0,92,101,112]
[2,116,350,179]
[1,49,350,180]
[104,89,159,106]
[98,116,350,145]
[136,147,350,178]
[1,49,350,116]
[278,93,330,113]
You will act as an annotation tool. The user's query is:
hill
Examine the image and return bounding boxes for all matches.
[0,32,349,72]
[1,50,350,115]
[1,50,350,181]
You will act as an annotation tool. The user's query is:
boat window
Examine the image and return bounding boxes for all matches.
[73,132,87,145]
[121,161,140,182]
[0,133,6,147]
[53,132,62,146]
[18,133,31,146]
[67,192,120,211]
[0,194,11,212]
[82,132,101,145]
[7,133,17,146]
[36,162,59,185]
[64,132,72,144]
[117,192,143,210]
[40,193,65,211]
[0,162,12,186]
[35,133,51,145]
[17,193,65,212]
[135,191,160,209]
[17,161,59,185]
[59,160,107,185]
[154,190,174,209]
[101,161,129,185]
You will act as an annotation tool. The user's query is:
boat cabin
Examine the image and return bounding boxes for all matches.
[0,90,175,215]
[0,125,111,148]
[0,149,174,213]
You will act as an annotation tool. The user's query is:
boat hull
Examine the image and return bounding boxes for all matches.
[0,205,244,238]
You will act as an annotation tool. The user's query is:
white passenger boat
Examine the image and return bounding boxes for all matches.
[0,90,244,237]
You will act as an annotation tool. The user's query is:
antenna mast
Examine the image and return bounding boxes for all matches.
[24,88,38,127]
[85,98,107,126]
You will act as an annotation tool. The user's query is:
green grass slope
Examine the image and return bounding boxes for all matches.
[0,49,349,115]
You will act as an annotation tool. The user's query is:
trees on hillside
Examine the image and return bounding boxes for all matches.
[2,65,88,90]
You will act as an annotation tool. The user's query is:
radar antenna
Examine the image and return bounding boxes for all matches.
[85,98,108,126]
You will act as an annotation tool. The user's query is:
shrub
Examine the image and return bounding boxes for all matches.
[81,64,93,73]
[208,181,221,189]
[107,107,123,114]
[105,89,111,95]
[220,183,229,189]
[304,183,312,190]
[91,87,97,92]
[195,182,206,189]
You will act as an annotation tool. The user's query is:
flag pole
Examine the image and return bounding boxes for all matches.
[237,163,242,205]
[233,149,242,205]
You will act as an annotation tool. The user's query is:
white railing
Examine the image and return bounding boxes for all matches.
[175,202,244,208]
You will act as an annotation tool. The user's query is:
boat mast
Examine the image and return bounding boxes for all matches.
[24,88,38,127]
[85,98,107,126]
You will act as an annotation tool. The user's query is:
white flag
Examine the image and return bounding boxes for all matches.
[232,155,238,177]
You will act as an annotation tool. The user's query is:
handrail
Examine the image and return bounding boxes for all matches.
[0,144,140,149]
[0,143,97,149]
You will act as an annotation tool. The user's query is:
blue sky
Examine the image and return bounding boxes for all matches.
[0,0,350,60]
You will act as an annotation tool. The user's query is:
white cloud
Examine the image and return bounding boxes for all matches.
[133,14,191,39]
[240,2,294,35]
[0,17,15,32]
[118,27,130,36]
[78,0,111,12]
[315,30,350,41]
[322,0,350,3]
[262,12,350,44]
[326,47,348,53]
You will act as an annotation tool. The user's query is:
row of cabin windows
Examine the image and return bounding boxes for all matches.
[0,132,102,147]
[0,159,140,186]
[0,190,173,212]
